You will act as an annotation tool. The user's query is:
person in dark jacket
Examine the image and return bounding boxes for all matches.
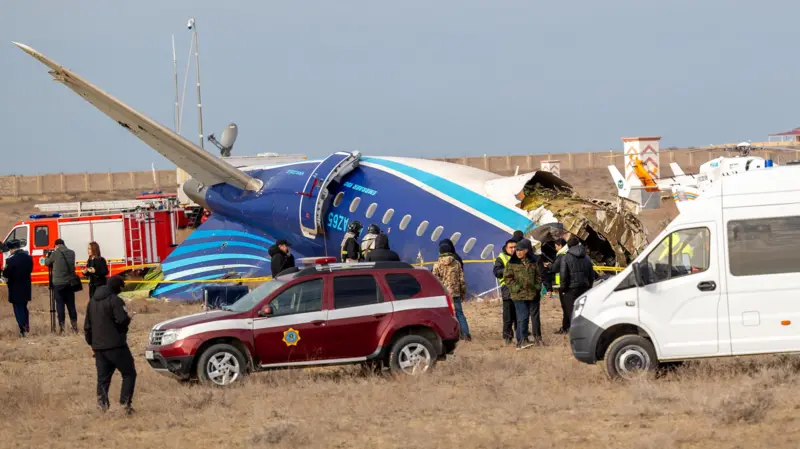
[502,238,543,349]
[2,240,33,337]
[83,241,109,300]
[439,238,464,268]
[558,237,595,332]
[341,221,363,262]
[493,238,517,344]
[364,234,401,262]
[268,239,296,277]
[45,238,79,334]
[84,276,136,414]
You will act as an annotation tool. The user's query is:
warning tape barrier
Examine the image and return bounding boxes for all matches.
[4,260,625,286]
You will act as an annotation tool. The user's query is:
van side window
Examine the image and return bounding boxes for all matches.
[728,215,800,276]
[4,226,27,248]
[385,273,422,300]
[334,275,383,308]
[641,228,710,284]
[34,226,49,247]
[269,279,323,316]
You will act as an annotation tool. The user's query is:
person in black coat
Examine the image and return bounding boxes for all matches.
[2,240,33,337]
[364,234,401,262]
[558,237,595,333]
[83,241,109,299]
[84,276,136,414]
[268,239,296,277]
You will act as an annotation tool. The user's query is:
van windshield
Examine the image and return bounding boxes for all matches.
[222,279,286,313]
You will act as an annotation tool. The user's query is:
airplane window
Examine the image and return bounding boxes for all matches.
[480,244,495,260]
[349,197,361,213]
[399,214,412,231]
[365,203,378,219]
[382,209,395,225]
[463,237,477,254]
[430,226,444,242]
[450,232,462,245]
[416,221,429,237]
[333,192,345,207]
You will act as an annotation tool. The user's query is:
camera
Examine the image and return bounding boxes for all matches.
[43,249,54,257]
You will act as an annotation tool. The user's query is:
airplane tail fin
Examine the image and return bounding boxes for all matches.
[12,42,263,192]
[670,162,685,176]
[608,165,632,198]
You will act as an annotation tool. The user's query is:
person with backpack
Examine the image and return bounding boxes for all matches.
[45,238,80,334]
[360,224,381,260]
[364,234,400,262]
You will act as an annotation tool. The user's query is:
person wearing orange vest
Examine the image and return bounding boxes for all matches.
[493,239,518,344]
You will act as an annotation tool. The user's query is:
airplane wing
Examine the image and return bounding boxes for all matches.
[12,42,263,192]
[669,162,685,176]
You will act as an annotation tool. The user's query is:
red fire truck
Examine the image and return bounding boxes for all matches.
[1,194,190,285]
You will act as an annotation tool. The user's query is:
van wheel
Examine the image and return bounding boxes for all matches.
[604,335,658,381]
[196,343,248,387]
[389,335,436,376]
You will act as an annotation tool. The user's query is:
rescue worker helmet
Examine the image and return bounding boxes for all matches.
[367,224,381,235]
[348,220,363,234]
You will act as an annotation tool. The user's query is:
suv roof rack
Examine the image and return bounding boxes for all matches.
[294,261,415,278]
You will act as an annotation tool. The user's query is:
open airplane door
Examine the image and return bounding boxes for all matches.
[298,151,361,238]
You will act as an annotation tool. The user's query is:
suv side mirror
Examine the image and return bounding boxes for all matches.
[257,305,273,318]
[632,262,644,287]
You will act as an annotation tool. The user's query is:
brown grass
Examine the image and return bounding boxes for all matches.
[2,287,800,449]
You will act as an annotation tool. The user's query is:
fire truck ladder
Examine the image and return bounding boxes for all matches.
[127,213,146,266]
[36,199,172,217]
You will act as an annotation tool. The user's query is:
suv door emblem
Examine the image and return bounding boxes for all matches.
[282,328,301,346]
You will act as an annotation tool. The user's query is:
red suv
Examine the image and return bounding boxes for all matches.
[144,258,460,386]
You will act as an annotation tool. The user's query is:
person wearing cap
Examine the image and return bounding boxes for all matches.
[2,239,34,337]
[433,241,472,341]
[502,238,543,349]
[493,238,517,344]
[268,239,296,277]
[84,275,136,414]
[45,238,79,334]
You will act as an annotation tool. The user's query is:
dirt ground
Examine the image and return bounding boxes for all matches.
[2,288,800,449]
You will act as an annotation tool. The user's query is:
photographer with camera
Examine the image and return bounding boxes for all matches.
[45,239,81,334]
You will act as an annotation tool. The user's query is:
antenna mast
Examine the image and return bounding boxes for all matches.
[188,17,205,149]
[172,34,180,133]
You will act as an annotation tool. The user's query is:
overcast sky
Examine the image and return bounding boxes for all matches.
[2,0,798,175]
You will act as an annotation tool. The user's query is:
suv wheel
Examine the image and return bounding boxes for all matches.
[389,335,436,376]
[604,335,657,381]
[196,343,248,387]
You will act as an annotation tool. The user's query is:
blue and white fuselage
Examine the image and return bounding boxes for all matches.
[155,154,557,301]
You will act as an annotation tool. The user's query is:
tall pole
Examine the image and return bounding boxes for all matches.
[172,34,180,133]
[190,17,205,149]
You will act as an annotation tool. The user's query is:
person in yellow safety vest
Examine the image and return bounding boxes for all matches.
[493,239,517,344]
[548,239,569,290]
[658,232,694,273]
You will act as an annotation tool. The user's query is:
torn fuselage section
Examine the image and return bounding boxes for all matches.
[516,176,649,268]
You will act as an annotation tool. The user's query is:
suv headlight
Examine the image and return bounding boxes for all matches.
[161,329,181,346]
[573,296,587,319]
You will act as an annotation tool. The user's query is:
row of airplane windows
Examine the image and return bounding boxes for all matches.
[332,191,496,260]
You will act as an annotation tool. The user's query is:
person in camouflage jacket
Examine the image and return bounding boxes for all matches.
[433,241,471,341]
[502,238,544,349]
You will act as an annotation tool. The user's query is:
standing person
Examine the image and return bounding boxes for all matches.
[558,236,595,333]
[83,241,109,299]
[84,276,136,414]
[433,241,472,341]
[547,238,570,333]
[2,240,34,337]
[502,239,543,350]
[364,234,401,262]
[268,239,295,277]
[493,238,517,344]
[341,221,363,263]
[360,224,381,260]
[45,238,79,334]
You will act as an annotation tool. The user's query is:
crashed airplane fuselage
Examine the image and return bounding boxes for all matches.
[12,42,649,301]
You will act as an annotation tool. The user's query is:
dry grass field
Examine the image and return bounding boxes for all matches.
[2,286,800,449]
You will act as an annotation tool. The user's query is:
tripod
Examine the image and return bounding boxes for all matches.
[48,263,56,333]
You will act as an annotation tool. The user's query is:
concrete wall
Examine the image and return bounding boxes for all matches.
[1,147,796,198]
[0,170,177,198]
[435,148,799,176]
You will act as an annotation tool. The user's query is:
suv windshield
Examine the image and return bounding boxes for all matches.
[222,279,287,313]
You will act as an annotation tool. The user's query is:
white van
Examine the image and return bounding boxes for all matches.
[569,162,800,380]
